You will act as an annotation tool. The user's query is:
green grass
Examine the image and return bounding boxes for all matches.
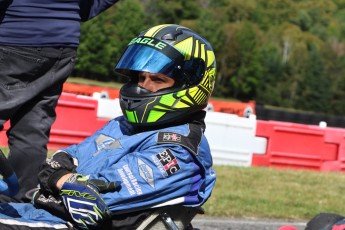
[204,165,345,221]
[67,77,123,88]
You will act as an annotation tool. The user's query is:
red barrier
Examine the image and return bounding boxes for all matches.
[322,127,345,172]
[49,93,109,149]
[0,122,9,147]
[0,93,109,150]
[252,120,339,171]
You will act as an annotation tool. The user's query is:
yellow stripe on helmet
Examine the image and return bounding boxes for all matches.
[200,44,206,62]
[194,40,199,58]
[207,50,215,67]
[144,24,171,37]
[174,36,194,61]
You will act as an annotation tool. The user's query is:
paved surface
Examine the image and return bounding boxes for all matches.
[191,216,307,230]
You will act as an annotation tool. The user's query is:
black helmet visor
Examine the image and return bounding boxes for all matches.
[114,37,184,80]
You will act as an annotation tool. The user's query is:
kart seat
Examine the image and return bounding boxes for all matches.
[136,204,204,230]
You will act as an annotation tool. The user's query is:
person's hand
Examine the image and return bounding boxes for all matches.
[0,150,19,197]
[59,174,120,229]
[32,189,72,221]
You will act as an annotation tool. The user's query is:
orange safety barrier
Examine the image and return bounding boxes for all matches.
[0,93,109,150]
[208,99,256,117]
[63,82,120,99]
[252,120,340,172]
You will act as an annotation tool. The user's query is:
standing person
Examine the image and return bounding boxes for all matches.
[0,24,217,230]
[0,0,120,202]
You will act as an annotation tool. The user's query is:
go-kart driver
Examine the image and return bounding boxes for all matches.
[0,24,217,230]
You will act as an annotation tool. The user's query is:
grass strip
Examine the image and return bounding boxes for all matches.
[204,165,345,220]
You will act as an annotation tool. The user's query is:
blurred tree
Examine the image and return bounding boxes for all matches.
[196,9,225,56]
[212,23,238,98]
[74,0,147,81]
[268,23,323,108]
[323,40,345,115]
[291,10,313,31]
[256,43,284,106]
[331,73,345,115]
[229,22,263,100]
[207,0,227,7]
[144,0,200,24]
[75,14,110,79]
[224,0,257,22]
[300,0,338,39]
[332,0,345,8]
[196,9,226,97]
[295,43,331,113]
[334,9,345,38]
[254,0,296,29]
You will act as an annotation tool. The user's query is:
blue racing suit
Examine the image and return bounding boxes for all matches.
[62,115,216,212]
[0,115,216,228]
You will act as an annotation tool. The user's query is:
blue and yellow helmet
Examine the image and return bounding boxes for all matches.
[114,24,216,126]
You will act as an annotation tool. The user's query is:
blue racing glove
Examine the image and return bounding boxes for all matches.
[0,150,19,197]
[60,174,120,229]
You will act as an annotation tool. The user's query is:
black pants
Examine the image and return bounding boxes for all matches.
[0,46,77,201]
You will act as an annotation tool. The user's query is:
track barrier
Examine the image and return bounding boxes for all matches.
[0,93,110,149]
[251,121,341,172]
[204,112,266,166]
[1,90,345,173]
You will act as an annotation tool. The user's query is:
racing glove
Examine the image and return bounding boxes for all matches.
[38,151,77,195]
[32,189,72,222]
[60,174,120,229]
[0,149,19,197]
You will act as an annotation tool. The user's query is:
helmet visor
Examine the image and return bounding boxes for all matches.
[115,38,184,80]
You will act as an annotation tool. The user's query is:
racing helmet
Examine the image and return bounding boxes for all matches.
[114,24,216,126]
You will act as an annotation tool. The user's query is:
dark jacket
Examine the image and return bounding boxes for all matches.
[0,0,119,47]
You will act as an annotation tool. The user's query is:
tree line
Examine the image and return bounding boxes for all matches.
[73,0,345,116]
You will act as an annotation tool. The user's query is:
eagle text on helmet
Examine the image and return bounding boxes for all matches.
[128,37,167,50]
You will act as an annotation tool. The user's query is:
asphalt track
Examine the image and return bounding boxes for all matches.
[191,216,307,230]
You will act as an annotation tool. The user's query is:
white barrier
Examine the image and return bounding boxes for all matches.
[92,93,123,119]
[204,112,267,166]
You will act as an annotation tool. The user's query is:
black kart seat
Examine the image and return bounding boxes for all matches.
[136,205,204,230]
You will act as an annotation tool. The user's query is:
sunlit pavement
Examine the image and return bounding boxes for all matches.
[192,216,307,230]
